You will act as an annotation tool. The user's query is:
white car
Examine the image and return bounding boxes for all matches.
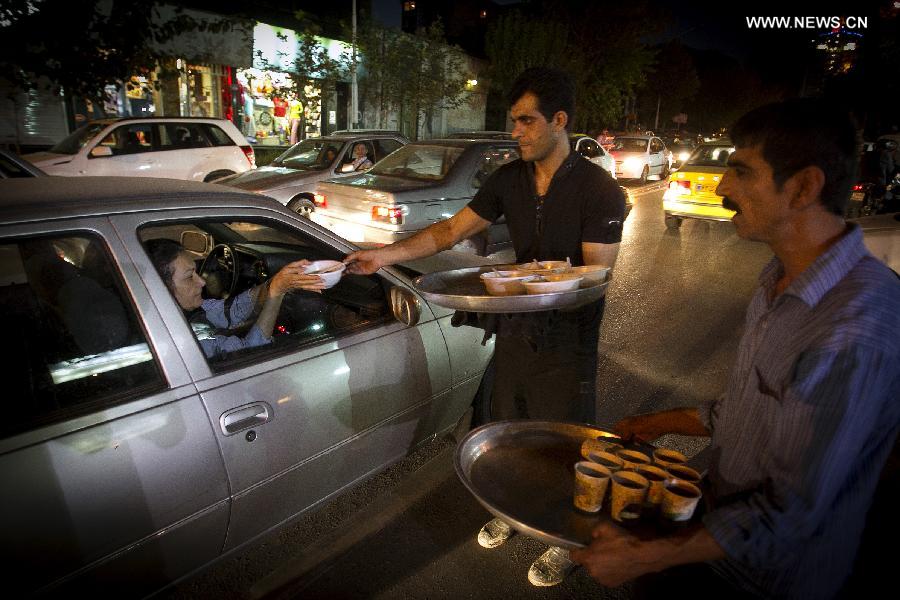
[609,135,671,183]
[23,117,255,182]
[570,134,616,178]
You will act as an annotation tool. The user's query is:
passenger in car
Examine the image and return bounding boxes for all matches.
[145,239,325,358]
[350,143,373,171]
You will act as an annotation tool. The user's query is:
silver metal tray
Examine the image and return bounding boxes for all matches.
[412,266,609,313]
[454,420,623,549]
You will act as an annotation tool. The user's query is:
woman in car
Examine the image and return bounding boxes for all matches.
[146,239,325,358]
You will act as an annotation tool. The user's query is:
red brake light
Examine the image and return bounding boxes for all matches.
[371,205,404,225]
[240,145,256,168]
[313,193,327,209]
[670,180,690,190]
[851,183,864,192]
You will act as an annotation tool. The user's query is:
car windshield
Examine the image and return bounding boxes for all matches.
[685,145,735,167]
[49,123,109,155]
[274,139,344,170]
[611,138,649,152]
[369,144,465,181]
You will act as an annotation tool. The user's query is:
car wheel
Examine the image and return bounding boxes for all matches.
[639,165,649,184]
[664,215,683,230]
[660,163,669,180]
[288,196,316,218]
[204,170,235,183]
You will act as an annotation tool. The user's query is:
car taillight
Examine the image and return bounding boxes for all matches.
[371,205,404,225]
[851,183,865,192]
[313,193,327,209]
[671,180,691,190]
[240,145,256,168]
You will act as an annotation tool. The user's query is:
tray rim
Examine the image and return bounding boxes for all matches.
[454,419,622,549]
[412,265,610,314]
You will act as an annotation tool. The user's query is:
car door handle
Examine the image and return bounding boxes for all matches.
[220,402,272,435]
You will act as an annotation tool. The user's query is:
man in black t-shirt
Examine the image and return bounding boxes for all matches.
[345,67,625,587]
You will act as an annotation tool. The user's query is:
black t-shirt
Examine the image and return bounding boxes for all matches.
[467,150,625,264]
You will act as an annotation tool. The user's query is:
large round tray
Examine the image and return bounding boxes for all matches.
[455,420,624,549]
[412,266,609,313]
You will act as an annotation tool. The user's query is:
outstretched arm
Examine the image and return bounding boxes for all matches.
[343,207,491,275]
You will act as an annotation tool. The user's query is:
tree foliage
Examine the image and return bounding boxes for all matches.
[635,41,700,131]
[484,0,658,133]
[0,0,238,101]
[355,19,468,138]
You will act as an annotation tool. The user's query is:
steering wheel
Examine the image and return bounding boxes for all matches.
[199,243,239,299]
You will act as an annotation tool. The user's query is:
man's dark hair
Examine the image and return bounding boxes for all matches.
[730,98,859,215]
[507,67,575,131]
[145,238,185,287]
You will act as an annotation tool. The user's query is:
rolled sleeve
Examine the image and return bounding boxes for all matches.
[198,324,271,358]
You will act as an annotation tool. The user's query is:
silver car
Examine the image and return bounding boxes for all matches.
[0,177,493,597]
[312,139,521,256]
[217,132,408,215]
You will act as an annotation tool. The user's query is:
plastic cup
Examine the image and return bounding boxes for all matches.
[652,448,688,468]
[660,479,702,523]
[573,461,612,513]
[665,464,702,484]
[635,464,669,506]
[586,449,625,472]
[610,470,649,523]
[615,449,651,470]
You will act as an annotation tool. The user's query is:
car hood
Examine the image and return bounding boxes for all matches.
[609,150,646,158]
[217,165,321,190]
[21,151,73,167]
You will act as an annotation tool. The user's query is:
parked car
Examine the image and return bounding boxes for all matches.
[311,139,521,255]
[570,133,616,178]
[22,117,255,181]
[445,131,514,140]
[609,134,671,182]
[662,140,736,228]
[0,148,46,177]
[0,176,494,597]
[217,131,408,215]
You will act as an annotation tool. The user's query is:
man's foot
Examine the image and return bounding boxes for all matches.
[477,517,514,548]
[527,546,574,587]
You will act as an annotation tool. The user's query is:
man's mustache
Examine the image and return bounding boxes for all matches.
[721,196,739,212]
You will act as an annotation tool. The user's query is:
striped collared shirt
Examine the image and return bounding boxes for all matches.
[700,223,900,599]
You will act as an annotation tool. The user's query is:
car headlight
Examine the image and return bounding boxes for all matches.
[678,151,690,162]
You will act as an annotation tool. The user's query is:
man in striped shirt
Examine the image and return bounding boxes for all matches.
[571,99,900,598]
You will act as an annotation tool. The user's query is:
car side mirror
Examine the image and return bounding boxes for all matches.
[90,146,113,158]
[181,230,212,254]
[340,163,355,173]
[389,286,421,327]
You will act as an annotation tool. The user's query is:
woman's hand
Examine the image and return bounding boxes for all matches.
[268,260,326,297]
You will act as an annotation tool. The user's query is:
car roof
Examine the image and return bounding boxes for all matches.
[0,177,275,225]
[616,135,652,140]
[699,138,733,146]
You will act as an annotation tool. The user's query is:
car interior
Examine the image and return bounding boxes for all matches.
[139,220,393,368]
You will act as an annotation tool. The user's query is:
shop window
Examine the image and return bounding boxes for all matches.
[0,233,164,438]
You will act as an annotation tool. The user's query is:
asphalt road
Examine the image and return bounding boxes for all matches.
[162,180,880,599]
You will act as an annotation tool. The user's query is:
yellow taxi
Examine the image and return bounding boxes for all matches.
[662,140,735,228]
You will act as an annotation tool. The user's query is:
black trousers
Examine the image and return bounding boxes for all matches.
[488,299,603,424]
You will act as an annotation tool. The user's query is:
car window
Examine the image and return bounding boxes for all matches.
[139,220,392,372]
[0,153,36,177]
[611,138,649,153]
[650,139,662,153]
[472,145,519,188]
[275,139,343,171]
[685,145,735,167]
[577,139,602,159]
[159,123,212,150]
[369,144,465,181]
[49,122,109,155]
[0,233,165,438]
[203,124,236,147]
[97,123,154,156]
[374,138,403,161]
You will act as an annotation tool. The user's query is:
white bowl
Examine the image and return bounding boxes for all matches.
[480,271,536,296]
[523,274,583,294]
[517,260,571,274]
[303,260,346,289]
[568,265,610,286]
